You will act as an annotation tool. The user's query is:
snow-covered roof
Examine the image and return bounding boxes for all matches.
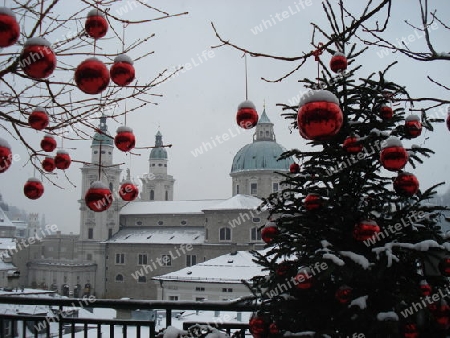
[105,227,205,244]
[203,194,263,211]
[0,238,15,251]
[0,260,16,271]
[120,199,225,215]
[0,207,14,228]
[153,250,264,283]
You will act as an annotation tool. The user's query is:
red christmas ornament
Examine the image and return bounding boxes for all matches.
[380,137,408,172]
[40,134,57,152]
[28,107,49,131]
[404,115,422,138]
[20,37,57,79]
[431,301,450,330]
[261,222,278,244]
[42,156,55,173]
[268,322,279,335]
[236,100,258,129]
[54,150,71,170]
[380,105,393,120]
[74,57,110,94]
[294,268,313,289]
[446,110,450,132]
[343,135,363,153]
[275,262,292,277]
[420,280,432,297]
[289,163,300,173]
[439,257,450,276]
[85,9,108,39]
[85,181,113,212]
[393,172,419,197]
[114,126,136,152]
[23,177,44,200]
[110,54,135,86]
[402,323,419,338]
[335,285,353,304]
[249,314,267,338]
[0,8,20,48]
[0,137,12,173]
[297,90,343,140]
[329,52,347,73]
[304,193,322,211]
[353,220,380,241]
[119,181,139,202]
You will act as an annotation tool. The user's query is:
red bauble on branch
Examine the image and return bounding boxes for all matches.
[28,107,49,131]
[335,285,353,304]
[236,100,258,129]
[0,137,12,173]
[40,134,57,152]
[23,177,44,200]
[114,126,136,152]
[75,57,110,94]
[20,37,57,79]
[329,52,347,73]
[380,137,408,172]
[393,172,419,197]
[289,162,300,173]
[420,280,432,297]
[404,115,422,138]
[430,300,450,330]
[379,105,393,120]
[439,257,450,276]
[353,220,380,241]
[402,323,419,338]
[85,181,113,212]
[261,221,278,244]
[343,135,363,153]
[85,9,108,39]
[304,193,322,211]
[110,54,135,86]
[119,181,139,202]
[54,150,71,170]
[297,90,343,140]
[0,8,20,48]
[249,313,267,338]
[42,156,56,172]
[294,268,313,289]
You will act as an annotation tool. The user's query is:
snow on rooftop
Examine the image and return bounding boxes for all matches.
[105,227,205,244]
[120,199,226,215]
[203,195,263,211]
[0,237,15,251]
[0,207,14,228]
[153,250,264,283]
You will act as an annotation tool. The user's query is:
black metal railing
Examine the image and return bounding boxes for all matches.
[0,296,256,338]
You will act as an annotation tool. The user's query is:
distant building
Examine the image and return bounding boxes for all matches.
[14,107,293,299]
[152,250,264,301]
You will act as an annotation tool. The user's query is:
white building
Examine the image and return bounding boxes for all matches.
[152,250,264,301]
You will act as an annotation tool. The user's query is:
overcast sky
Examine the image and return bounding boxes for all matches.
[1,0,450,234]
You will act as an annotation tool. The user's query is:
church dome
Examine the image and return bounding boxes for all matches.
[231,141,292,173]
[149,131,168,160]
[230,109,293,174]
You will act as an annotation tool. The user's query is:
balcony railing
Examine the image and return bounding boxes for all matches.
[0,295,255,338]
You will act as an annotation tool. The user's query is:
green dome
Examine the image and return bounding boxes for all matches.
[150,147,167,159]
[231,141,293,173]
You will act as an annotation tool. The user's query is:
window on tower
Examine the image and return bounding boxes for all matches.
[236,185,240,194]
[165,191,169,201]
[88,228,93,239]
[150,190,155,200]
[108,228,113,239]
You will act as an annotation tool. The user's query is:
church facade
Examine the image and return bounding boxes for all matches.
[14,108,293,299]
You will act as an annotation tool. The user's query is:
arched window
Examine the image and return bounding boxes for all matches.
[165,190,169,201]
[115,274,124,282]
[150,190,155,200]
[251,227,262,241]
[219,227,231,241]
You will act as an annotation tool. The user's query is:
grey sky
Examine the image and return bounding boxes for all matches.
[1,0,449,234]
